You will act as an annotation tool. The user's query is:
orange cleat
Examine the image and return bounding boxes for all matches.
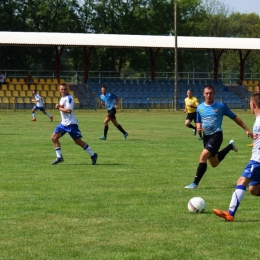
[50,116,53,122]
[213,209,234,222]
[31,118,36,122]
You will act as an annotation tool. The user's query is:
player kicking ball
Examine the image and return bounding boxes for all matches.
[213,93,260,222]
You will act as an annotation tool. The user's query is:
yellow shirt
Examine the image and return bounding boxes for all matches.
[184,96,199,113]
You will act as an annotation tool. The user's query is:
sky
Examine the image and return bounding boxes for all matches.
[219,0,260,14]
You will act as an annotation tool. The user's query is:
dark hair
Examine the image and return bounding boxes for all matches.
[102,85,107,89]
[60,83,68,87]
[204,85,215,91]
[187,89,193,92]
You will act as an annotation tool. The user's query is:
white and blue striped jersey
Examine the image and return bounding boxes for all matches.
[196,101,236,136]
[60,94,78,126]
[251,116,260,162]
[100,93,118,110]
[34,94,44,107]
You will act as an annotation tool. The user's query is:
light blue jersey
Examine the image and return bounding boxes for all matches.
[100,93,118,110]
[196,101,236,135]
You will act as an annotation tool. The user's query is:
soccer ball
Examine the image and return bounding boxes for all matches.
[188,197,206,213]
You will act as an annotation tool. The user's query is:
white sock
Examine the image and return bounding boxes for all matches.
[46,112,51,118]
[228,185,246,216]
[84,144,94,156]
[55,147,62,158]
[32,113,36,119]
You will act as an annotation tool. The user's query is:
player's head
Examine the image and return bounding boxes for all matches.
[32,89,37,95]
[203,85,215,104]
[101,85,107,95]
[250,93,260,114]
[256,84,260,93]
[59,83,68,96]
[187,89,193,98]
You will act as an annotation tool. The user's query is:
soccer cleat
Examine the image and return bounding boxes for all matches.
[229,140,238,152]
[51,156,64,165]
[50,116,53,122]
[213,209,234,222]
[199,136,203,140]
[193,129,196,136]
[123,132,128,140]
[31,118,36,121]
[91,153,98,165]
[185,182,198,189]
[99,136,106,140]
[247,143,253,147]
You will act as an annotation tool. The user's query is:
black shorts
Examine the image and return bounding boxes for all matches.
[107,107,116,119]
[186,112,196,122]
[203,132,223,157]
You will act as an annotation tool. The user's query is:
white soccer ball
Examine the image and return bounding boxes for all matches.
[188,197,206,213]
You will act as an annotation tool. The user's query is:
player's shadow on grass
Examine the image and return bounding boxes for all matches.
[0,133,22,135]
[203,184,236,190]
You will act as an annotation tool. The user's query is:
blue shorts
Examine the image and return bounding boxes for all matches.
[53,123,82,140]
[241,160,260,186]
[33,106,45,112]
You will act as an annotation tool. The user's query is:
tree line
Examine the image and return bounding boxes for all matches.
[1,0,260,79]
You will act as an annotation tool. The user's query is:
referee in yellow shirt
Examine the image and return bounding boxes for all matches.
[184,89,203,140]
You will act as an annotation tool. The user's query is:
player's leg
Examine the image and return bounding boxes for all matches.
[217,140,238,165]
[31,106,37,121]
[111,118,128,140]
[70,125,97,165]
[42,108,53,121]
[100,116,110,140]
[185,114,196,135]
[51,125,65,165]
[213,162,258,221]
[185,134,220,188]
[207,133,235,167]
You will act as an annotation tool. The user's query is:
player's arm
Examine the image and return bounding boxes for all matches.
[114,97,119,108]
[196,110,203,133]
[32,98,38,103]
[232,116,253,138]
[183,99,187,113]
[55,103,72,114]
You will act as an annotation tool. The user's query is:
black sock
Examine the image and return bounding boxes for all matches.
[104,125,108,137]
[117,124,126,134]
[193,163,207,185]
[218,144,232,162]
[187,124,196,130]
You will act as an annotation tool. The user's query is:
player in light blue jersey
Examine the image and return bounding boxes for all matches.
[51,83,98,165]
[213,93,260,222]
[31,89,53,122]
[99,85,128,140]
[185,85,252,189]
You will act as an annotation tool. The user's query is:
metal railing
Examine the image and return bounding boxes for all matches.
[1,69,260,85]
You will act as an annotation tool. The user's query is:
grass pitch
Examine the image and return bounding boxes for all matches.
[0,109,258,259]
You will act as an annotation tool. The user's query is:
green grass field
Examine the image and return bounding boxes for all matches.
[0,109,258,259]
